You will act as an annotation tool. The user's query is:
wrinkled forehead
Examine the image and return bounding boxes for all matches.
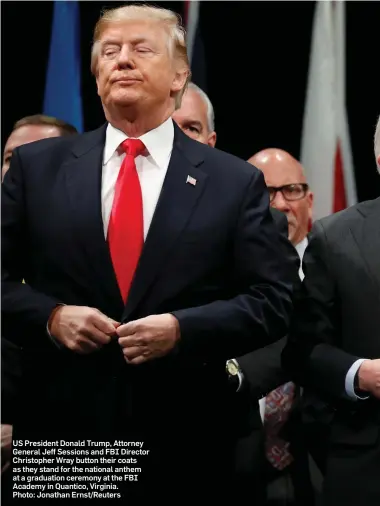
[260,159,307,187]
[98,19,170,50]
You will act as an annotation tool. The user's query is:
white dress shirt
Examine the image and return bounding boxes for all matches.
[102,117,174,240]
[295,236,308,281]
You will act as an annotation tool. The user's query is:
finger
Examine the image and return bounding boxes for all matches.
[93,313,120,335]
[70,337,100,355]
[82,326,112,346]
[122,346,145,361]
[118,334,147,348]
[108,318,121,329]
[116,321,139,337]
[128,354,149,365]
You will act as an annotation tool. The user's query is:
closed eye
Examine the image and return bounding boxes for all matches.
[101,43,120,57]
[135,46,152,53]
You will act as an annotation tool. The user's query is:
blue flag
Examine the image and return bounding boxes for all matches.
[43,1,83,132]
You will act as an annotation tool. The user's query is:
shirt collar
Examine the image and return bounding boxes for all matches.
[295,236,308,261]
[103,117,174,168]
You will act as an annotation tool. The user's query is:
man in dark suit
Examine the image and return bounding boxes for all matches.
[282,116,380,506]
[1,5,296,502]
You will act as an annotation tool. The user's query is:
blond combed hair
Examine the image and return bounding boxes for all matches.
[91,3,191,109]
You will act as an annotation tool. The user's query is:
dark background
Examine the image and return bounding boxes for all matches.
[1,1,379,201]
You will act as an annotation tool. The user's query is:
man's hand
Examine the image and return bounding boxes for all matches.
[358,359,380,398]
[49,305,120,354]
[117,314,180,365]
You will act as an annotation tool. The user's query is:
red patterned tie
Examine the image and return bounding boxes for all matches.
[108,138,145,303]
[264,381,295,470]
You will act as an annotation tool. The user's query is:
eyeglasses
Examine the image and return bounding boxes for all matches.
[267,183,309,203]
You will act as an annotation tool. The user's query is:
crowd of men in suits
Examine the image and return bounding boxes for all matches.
[1,4,380,505]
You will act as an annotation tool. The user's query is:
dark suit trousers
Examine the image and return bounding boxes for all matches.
[323,435,380,506]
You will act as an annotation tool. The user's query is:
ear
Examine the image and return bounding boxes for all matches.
[207,131,217,148]
[377,155,380,169]
[95,75,101,97]
[171,67,190,95]
[307,191,314,230]
[307,191,314,213]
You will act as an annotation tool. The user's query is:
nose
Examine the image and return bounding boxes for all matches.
[271,191,290,212]
[117,45,134,69]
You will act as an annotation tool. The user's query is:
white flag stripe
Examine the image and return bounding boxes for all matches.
[186,0,200,66]
[301,1,335,220]
[300,0,356,220]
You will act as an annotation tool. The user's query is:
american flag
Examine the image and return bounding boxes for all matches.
[186,175,197,186]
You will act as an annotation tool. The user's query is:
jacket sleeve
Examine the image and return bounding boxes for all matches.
[1,148,62,345]
[236,209,297,397]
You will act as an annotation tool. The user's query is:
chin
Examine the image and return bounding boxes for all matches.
[108,90,141,107]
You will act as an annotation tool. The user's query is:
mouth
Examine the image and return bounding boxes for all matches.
[113,78,141,85]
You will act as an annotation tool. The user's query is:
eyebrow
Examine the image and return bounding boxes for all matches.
[131,37,152,45]
[101,37,152,46]
[100,39,120,47]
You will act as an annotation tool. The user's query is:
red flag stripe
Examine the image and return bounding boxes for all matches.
[333,140,347,213]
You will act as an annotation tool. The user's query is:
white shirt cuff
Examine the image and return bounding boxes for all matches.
[345,358,369,400]
[236,367,244,392]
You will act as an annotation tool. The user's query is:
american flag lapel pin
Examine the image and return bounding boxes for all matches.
[186,175,197,186]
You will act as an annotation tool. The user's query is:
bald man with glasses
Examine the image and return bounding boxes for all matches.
[251,149,313,273]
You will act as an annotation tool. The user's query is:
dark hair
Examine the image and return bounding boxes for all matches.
[13,114,78,136]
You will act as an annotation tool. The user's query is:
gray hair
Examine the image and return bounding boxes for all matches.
[375,115,380,173]
[187,82,215,132]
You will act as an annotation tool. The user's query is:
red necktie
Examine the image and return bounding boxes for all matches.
[108,138,145,303]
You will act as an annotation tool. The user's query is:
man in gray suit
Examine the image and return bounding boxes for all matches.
[283,115,380,506]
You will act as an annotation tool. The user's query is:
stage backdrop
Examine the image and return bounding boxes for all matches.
[1,1,379,202]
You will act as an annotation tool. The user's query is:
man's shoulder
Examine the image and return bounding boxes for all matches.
[315,198,379,236]
[203,144,258,179]
[16,125,106,160]
[179,134,260,188]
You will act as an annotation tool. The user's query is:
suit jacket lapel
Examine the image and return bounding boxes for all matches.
[63,125,124,314]
[351,198,380,300]
[122,126,208,321]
